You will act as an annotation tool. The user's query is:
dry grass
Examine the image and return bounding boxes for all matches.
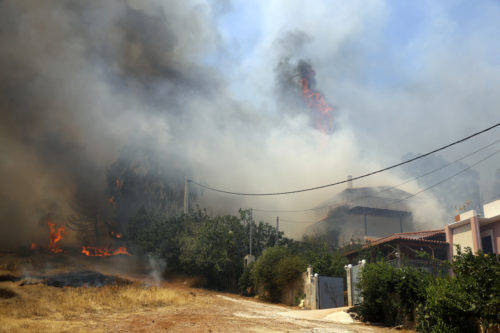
[0,282,195,333]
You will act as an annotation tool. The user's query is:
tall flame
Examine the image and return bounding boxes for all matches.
[299,77,334,135]
[48,222,67,253]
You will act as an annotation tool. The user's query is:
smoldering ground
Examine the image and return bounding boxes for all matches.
[1,1,499,248]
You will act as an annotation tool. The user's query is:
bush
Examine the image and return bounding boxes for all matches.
[416,278,477,333]
[358,262,431,326]
[452,247,500,330]
[417,247,499,332]
[252,247,306,302]
[358,261,400,325]
[238,262,255,296]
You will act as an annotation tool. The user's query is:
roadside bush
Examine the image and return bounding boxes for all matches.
[358,261,400,325]
[416,277,477,333]
[358,262,431,326]
[452,247,500,330]
[417,247,500,332]
[238,262,255,296]
[252,247,306,302]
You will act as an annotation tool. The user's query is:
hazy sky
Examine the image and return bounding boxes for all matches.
[209,0,500,193]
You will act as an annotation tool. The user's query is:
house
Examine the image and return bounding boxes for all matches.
[308,186,414,246]
[344,229,448,271]
[445,198,500,260]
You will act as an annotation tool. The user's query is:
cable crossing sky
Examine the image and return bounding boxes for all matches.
[188,122,500,196]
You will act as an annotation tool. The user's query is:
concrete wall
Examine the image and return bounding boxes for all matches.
[303,266,317,309]
[483,199,500,218]
[445,200,500,260]
[452,223,474,255]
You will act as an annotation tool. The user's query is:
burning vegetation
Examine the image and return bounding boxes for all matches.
[297,60,334,135]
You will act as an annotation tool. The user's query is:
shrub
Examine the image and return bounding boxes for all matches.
[252,247,306,302]
[417,247,499,332]
[238,262,255,296]
[416,278,477,333]
[358,261,400,325]
[358,262,431,326]
[452,247,500,330]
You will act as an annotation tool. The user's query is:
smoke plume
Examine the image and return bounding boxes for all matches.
[1,1,499,249]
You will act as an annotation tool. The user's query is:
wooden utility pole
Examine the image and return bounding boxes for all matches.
[183,176,189,215]
[249,208,253,256]
[276,216,279,246]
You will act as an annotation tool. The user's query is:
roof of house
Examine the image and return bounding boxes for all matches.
[343,229,447,257]
[364,229,446,247]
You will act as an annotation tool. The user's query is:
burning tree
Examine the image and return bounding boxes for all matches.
[275,58,335,135]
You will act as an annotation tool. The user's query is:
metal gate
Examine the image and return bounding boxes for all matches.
[317,276,344,309]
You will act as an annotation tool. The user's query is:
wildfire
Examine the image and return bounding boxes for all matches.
[297,61,334,135]
[48,222,67,253]
[111,231,122,239]
[31,243,37,250]
[81,246,130,256]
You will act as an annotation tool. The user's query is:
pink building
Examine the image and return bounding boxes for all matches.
[445,199,500,261]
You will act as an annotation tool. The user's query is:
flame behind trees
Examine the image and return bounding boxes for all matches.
[297,60,334,135]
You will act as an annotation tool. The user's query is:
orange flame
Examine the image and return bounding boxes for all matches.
[81,246,130,257]
[31,243,37,250]
[299,77,333,135]
[108,196,115,205]
[111,231,122,239]
[48,222,67,253]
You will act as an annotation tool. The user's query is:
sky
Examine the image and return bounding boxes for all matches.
[1,0,500,245]
[209,0,500,189]
[201,0,500,229]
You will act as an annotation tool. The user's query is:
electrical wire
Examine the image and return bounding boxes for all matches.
[256,146,500,222]
[253,138,500,213]
[188,122,500,196]
[388,147,500,207]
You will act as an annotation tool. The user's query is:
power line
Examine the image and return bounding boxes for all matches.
[256,146,500,222]
[253,138,500,213]
[189,122,500,196]
[388,147,500,207]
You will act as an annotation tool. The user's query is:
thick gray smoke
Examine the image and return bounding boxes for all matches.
[1,1,499,249]
[0,0,227,247]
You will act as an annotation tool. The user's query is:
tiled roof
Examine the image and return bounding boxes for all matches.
[362,229,446,248]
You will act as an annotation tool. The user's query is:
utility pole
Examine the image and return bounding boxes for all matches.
[275,216,279,246]
[183,176,189,215]
[249,208,253,256]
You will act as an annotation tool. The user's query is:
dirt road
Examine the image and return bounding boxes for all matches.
[0,254,408,332]
[95,289,397,333]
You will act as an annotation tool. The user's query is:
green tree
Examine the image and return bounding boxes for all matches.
[126,207,184,271]
[179,214,246,290]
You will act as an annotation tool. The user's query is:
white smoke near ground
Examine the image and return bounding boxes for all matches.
[1,0,499,247]
[146,254,167,286]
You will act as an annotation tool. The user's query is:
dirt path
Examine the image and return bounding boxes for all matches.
[0,254,409,332]
[95,291,396,333]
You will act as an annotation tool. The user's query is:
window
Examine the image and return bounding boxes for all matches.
[480,230,495,254]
